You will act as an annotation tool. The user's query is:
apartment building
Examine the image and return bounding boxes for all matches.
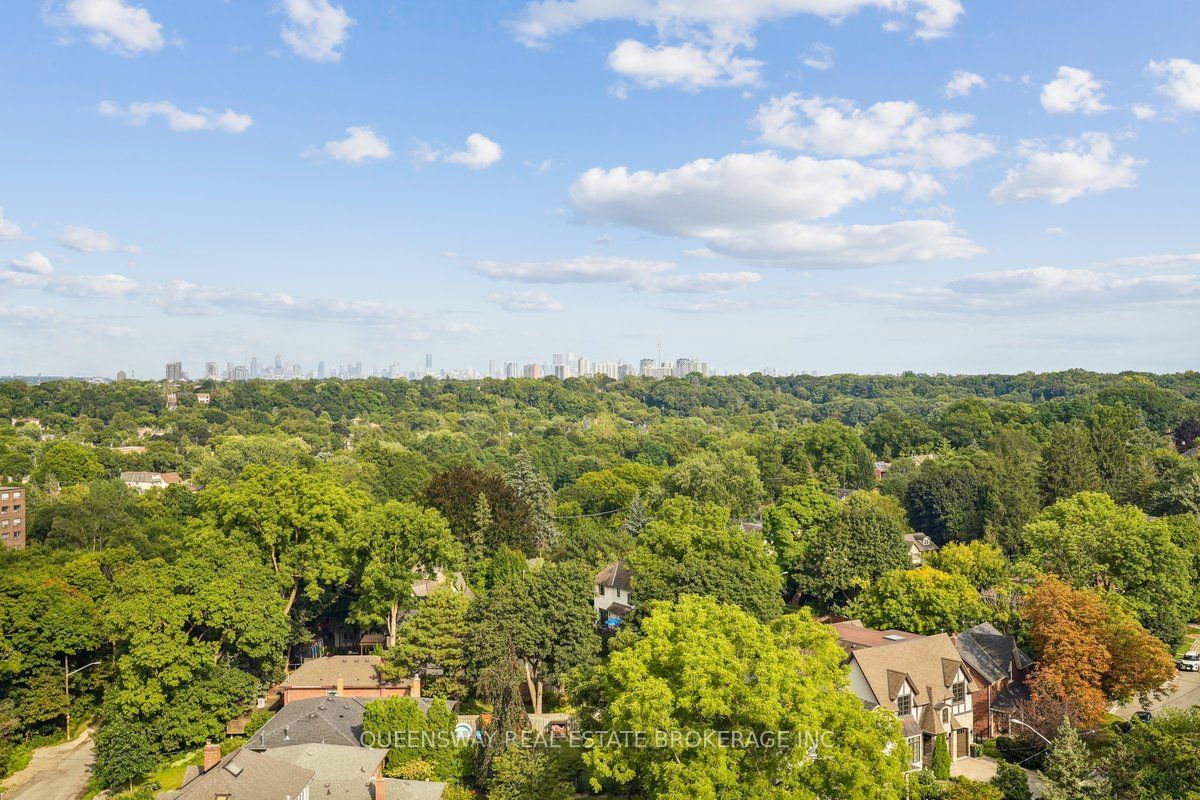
[0,486,27,550]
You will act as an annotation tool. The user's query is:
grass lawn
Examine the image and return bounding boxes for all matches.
[149,748,203,792]
[1175,624,1200,658]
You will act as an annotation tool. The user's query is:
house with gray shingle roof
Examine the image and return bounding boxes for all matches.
[954,622,1033,738]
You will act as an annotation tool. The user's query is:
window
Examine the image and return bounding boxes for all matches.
[896,694,911,716]
[952,681,965,704]
[597,585,606,596]
[942,708,950,724]
[907,736,922,768]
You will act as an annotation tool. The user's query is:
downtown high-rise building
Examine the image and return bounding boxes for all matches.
[165,362,183,381]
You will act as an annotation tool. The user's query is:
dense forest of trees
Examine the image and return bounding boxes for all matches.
[0,371,1198,798]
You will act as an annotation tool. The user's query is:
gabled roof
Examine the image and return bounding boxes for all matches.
[281,655,410,689]
[955,622,1033,685]
[849,633,967,712]
[905,532,939,552]
[831,620,925,652]
[255,696,453,750]
[595,561,633,592]
[174,747,313,800]
[267,743,384,781]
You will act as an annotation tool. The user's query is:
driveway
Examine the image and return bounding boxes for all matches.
[1,729,94,800]
[950,756,1047,797]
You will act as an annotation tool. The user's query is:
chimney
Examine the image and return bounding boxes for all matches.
[335,675,344,697]
[372,775,386,800]
[203,741,221,773]
[411,673,421,699]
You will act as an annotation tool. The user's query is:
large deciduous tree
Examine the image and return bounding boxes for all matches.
[849,567,990,635]
[761,480,839,582]
[348,500,461,646]
[576,595,910,799]
[663,448,765,517]
[797,492,911,607]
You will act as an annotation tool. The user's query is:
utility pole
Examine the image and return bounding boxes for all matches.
[64,659,100,740]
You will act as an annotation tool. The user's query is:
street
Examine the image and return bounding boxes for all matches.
[1,729,94,800]
[1113,634,1200,720]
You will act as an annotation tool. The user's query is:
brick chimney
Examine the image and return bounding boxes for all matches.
[372,774,386,800]
[336,674,344,697]
[411,673,421,698]
[203,741,221,773]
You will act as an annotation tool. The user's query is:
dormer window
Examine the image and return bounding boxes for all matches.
[896,694,911,716]
[952,681,965,704]
[597,585,606,596]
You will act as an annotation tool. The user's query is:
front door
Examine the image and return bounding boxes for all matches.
[955,728,969,758]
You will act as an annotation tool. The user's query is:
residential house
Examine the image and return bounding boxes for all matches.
[195,392,211,405]
[875,461,891,480]
[166,392,179,410]
[594,561,634,621]
[411,568,476,602]
[830,620,924,655]
[255,695,455,750]
[279,655,419,705]
[171,740,446,800]
[847,633,974,771]
[120,470,182,492]
[904,533,940,565]
[0,486,26,550]
[954,622,1033,737]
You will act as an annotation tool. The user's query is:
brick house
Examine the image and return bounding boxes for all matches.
[279,655,419,706]
[0,486,26,550]
[953,622,1033,737]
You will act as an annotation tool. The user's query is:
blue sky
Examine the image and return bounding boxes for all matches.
[2,0,1199,378]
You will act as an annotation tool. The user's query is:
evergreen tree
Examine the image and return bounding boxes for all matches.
[991,760,1032,800]
[474,644,529,792]
[1041,719,1107,800]
[619,496,649,537]
[384,587,471,697]
[505,452,559,552]
[932,733,951,779]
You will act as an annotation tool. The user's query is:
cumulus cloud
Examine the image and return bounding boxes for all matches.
[413,134,503,169]
[1131,103,1157,120]
[753,94,994,170]
[0,208,27,241]
[486,289,563,312]
[801,43,834,71]
[513,0,965,47]
[474,255,760,292]
[50,0,164,56]
[314,126,393,164]
[99,100,253,133]
[568,152,980,267]
[9,252,55,276]
[1040,66,1112,114]
[280,0,354,63]
[606,40,762,90]
[944,70,985,98]
[1147,58,1200,112]
[989,133,1142,205]
[59,225,140,253]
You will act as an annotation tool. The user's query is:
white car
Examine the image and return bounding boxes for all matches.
[1178,652,1200,672]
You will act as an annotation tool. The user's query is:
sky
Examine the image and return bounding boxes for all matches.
[2,0,1200,378]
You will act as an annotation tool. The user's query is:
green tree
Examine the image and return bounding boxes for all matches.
[797,492,911,606]
[761,480,839,580]
[927,541,1010,590]
[488,747,574,800]
[1106,708,1200,800]
[474,645,529,792]
[201,464,369,616]
[936,397,996,449]
[902,456,987,545]
[864,410,944,459]
[469,562,599,714]
[663,448,765,517]
[1041,719,1107,800]
[991,760,1032,800]
[630,497,783,621]
[348,501,461,645]
[32,441,104,486]
[783,421,875,490]
[576,595,909,800]
[506,451,559,551]
[94,718,157,790]
[849,567,990,635]
[1039,423,1102,505]
[384,588,471,697]
[931,734,951,780]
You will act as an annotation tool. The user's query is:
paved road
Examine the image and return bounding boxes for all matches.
[1113,634,1200,720]
[2,729,94,800]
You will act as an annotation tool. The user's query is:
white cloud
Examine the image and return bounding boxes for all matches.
[1045,226,1065,235]
[316,126,393,164]
[1040,66,1112,114]
[753,94,995,170]
[476,256,675,283]
[59,225,139,253]
[606,39,762,90]
[0,208,27,241]
[445,134,503,169]
[513,0,965,47]
[474,255,760,292]
[414,134,503,170]
[9,252,55,275]
[571,150,928,229]
[801,42,834,71]
[1131,103,1157,120]
[943,69,985,98]
[823,266,1200,315]
[99,100,253,133]
[1103,252,1200,270]
[1147,58,1200,112]
[990,133,1142,205]
[280,0,354,63]
[486,289,563,312]
[52,0,164,56]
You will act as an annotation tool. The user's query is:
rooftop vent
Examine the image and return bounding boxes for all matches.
[224,762,243,777]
